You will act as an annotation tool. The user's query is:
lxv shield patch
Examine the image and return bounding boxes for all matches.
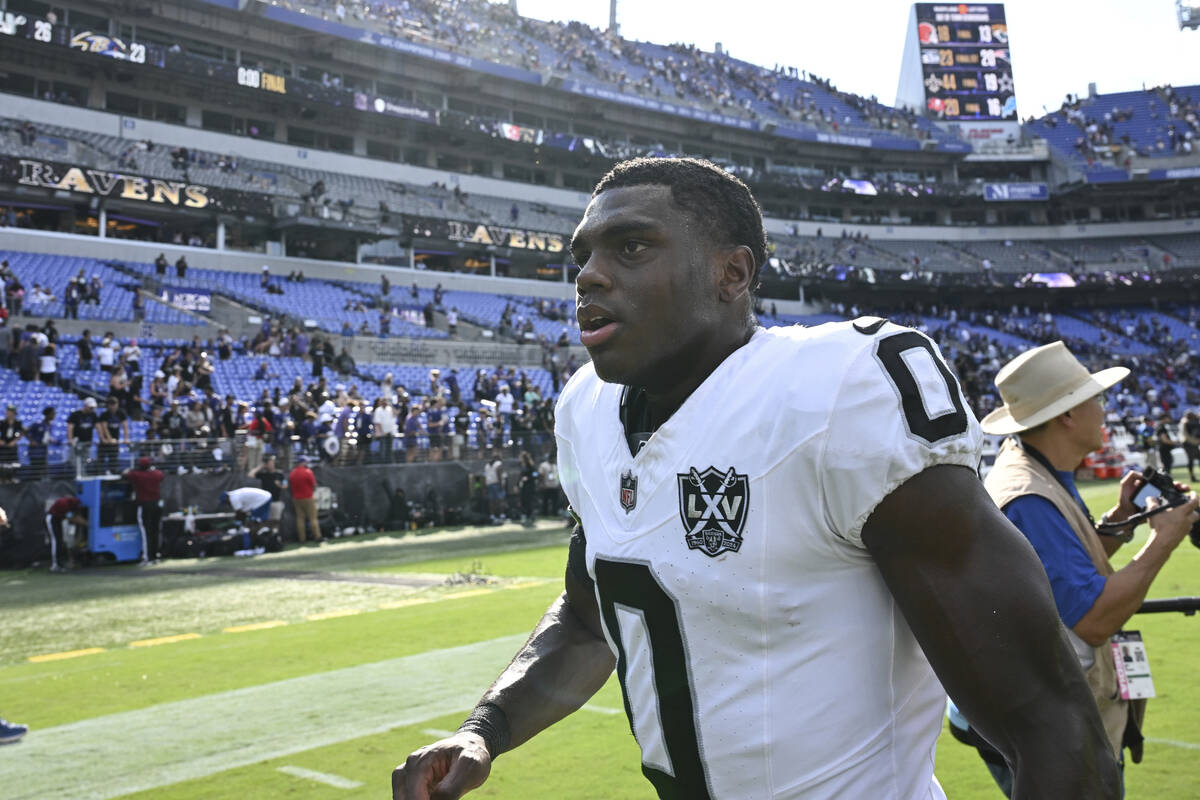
[677,466,749,557]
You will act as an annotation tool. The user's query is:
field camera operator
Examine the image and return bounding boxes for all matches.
[962,341,1199,796]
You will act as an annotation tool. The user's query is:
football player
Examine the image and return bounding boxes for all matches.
[392,158,1119,800]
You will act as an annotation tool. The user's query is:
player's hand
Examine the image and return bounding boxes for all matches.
[1147,492,1200,549]
[392,732,492,800]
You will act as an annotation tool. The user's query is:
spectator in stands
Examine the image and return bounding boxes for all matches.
[335,347,355,374]
[77,329,93,370]
[123,457,165,565]
[186,399,212,438]
[122,339,142,374]
[96,334,116,373]
[496,382,515,424]
[84,275,102,306]
[45,494,87,572]
[194,356,214,392]
[67,397,98,467]
[288,455,322,544]
[0,405,22,466]
[309,334,327,377]
[37,342,57,387]
[109,365,130,409]
[154,253,168,276]
[161,401,187,442]
[26,406,55,472]
[16,330,39,382]
[63,278,81,319]
[149,370,169,408]
[97,396,129,474]
[446,307,458,337]
[371,396,398,463]
[403,403,422,462]
[175,255,188,278]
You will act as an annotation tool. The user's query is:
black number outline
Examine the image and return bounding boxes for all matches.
[594,557,712,800]
[875,331,969,445]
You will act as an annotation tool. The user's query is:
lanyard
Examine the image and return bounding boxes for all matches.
[1017,439,1096,526]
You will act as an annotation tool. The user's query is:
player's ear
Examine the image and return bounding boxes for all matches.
[718,245,754,303]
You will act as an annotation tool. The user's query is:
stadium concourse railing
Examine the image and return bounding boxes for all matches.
[0,428,556,482]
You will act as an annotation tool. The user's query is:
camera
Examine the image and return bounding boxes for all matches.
[1137,467,1200,549]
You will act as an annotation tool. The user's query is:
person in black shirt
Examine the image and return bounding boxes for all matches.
[249,454,286,528]
[25,406,54,472]
[77,329,93,370]
[175,255,188,278]
[1182,410,1200,482]
[0,404,22,465]
[161,401,187,439]
[97,396,128,474]
[67,398,98,468]
[154,253,168,276]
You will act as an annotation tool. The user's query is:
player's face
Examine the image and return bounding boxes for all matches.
[572,185,724,388]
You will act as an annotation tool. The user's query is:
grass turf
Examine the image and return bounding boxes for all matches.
[3,475,1198,798]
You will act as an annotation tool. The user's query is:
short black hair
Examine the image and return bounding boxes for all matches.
[593,157,767,287]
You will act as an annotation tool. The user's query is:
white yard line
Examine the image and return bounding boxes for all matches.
[582,704,624,715]
[9,634,526,800]
[421,727,458,738]
[277,765,364,789]
[1146,736,1200,751]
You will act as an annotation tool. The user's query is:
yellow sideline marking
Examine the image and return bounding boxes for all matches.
[28,646,106,663]
[130,633,201,648]
[223,620,288,634]
[306,609,362,621]
[504,580,547,591]
[377,598,434,610]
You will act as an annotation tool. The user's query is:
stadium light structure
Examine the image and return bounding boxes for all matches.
[1180,0,1200,30]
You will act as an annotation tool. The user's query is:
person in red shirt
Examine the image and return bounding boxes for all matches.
[124,457,166,564]
[288,455,322,543]
[45,495,87,572]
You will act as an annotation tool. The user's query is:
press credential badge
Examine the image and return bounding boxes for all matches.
[1111,631,1155,700]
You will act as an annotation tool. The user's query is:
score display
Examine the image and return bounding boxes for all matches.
[915,3,1017,121]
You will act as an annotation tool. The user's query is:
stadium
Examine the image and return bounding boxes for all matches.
[0,0,1198,797]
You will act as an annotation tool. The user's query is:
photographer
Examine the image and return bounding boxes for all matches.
[971,342,1199,796]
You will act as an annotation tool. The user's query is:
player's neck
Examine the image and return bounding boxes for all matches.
[642,324,755,427]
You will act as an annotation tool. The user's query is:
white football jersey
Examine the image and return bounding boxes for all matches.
[555,321,983,800]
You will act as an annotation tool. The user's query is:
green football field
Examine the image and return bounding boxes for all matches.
[2,478,1198,799]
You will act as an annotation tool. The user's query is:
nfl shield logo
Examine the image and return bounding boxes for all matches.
[619,470,638,513]
[677,466,749,557]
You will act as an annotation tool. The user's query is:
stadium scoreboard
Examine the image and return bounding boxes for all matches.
[913,3,1017,122]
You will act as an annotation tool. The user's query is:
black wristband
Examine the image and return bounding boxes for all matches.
[458,702,511,759]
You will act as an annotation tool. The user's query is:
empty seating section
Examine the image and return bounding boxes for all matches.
[863,240,980,273]
[0,251,201,325]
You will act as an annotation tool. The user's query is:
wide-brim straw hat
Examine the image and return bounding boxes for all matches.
[980,341,1128,435]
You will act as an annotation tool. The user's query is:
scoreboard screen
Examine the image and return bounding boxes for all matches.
[915,3,1017,121]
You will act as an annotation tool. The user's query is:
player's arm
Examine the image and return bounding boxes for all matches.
[862,464,1121,800]
[66,420,75,445]
[393,526,614,800]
